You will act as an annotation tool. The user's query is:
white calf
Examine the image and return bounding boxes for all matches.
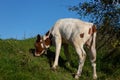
[34,18,97,79]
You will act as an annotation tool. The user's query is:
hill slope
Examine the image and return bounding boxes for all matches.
[0,38,120,80]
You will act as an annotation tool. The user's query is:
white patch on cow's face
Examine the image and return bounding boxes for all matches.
[40,50,45,55]
[46,45,50,48]
[40,43,44,48]
[43,35,49,40]
[40,40,42,42]
[34,49,45,56]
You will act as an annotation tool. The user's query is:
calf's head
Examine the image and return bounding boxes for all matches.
[34,32,52,56]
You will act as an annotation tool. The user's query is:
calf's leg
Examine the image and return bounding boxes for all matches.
[74,44,86,79]
[52,37,62,70]
[90,45,97,79]
[86,36,97,79]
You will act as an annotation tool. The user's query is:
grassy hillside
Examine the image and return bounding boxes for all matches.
[0,38,120,80]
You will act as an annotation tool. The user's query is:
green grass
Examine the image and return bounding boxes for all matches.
[0,38,120,80]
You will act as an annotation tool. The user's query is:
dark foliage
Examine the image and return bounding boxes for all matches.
[69,0,120,28]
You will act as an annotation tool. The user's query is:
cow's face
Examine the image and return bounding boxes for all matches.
[34,34,45,56]
[34,31,52,56]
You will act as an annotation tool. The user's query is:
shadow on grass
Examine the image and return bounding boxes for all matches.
[29,48,73,73]
[29,48,35,56]
[45,49,73,72]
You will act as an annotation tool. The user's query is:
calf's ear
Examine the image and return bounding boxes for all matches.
[45,31,50,36]
[36,34,41,42]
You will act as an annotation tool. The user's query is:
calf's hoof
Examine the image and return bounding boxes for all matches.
[51,67,57,71]
[74,74,80,79]
[93,75,97,80]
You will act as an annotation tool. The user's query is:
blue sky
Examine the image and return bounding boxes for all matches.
[0,0,87,39]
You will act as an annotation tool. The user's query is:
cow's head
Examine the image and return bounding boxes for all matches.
[34,31,52,56]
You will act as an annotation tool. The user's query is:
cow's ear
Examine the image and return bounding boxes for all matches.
[36,34,41,42]
[45,31,50,36]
